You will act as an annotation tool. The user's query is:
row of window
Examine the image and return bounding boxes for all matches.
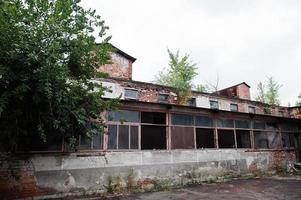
[17,110,299,152]
[124,89,285,116]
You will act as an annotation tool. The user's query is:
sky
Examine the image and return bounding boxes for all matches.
[82,0,301,106]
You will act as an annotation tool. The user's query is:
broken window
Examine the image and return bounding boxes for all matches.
[141,125,166,150]
[141,112,166,124]
[236,130,251,148]
[108,110,139,123]
[210,100,219,109]
[217,119,234,128]
[282,132,295,148]
[230,104,238,112]
[254,131,280,149]
[171,114,194,126]
[195,116,213,127]
[171,126,195,149]
[248,106,256,114]
[158,93,169,103]
[196,128,215,148]
[108,124,139,150]
[281,123,298,132]
[235,120,250,129]
[218,129,235,148]
[124,88,138,100]
[278,110,284,117]
[188,98,196,107]
[253,121,266,130]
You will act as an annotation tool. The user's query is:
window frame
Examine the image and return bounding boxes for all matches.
[230,103,238,112]
[124,88,139,100]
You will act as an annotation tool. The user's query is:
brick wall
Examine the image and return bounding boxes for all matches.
[236,84,251,100]
[98,52,133,80]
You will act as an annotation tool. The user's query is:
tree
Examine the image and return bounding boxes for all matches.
[255,77,282,106]
[154,49,198,104]
[195,84,208,93]
[0,0,116,152]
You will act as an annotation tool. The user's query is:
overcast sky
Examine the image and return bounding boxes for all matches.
[82,0,301,106]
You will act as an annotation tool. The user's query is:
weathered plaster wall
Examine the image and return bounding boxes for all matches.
[0,150,296,199]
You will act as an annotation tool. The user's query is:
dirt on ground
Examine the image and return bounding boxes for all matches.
[97,177,301,200]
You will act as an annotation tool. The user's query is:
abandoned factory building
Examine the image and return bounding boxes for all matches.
[1,46,301,199]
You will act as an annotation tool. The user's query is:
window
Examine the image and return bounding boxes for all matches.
[196,128,215,148]
[210,100,219,109]
[188,98,196,107]
[253,121,266,130]
[124,88,138,100]
[158,93,169,103]
[171,114,194,126]
[217,119,234,128]
[141,125,166,150]
[195,116,213,127]
[230,104,238,112]
[236,130,251,148]
[108,110,139,123]
[141,112,166,124]
[218,130,235,148]
[235,120,250,129]
[254,131,280,149]
[248,106,256,114]
[79,135,103,150]
[171,126,194,149]
[282,132,295,148]
[108,125,139,150]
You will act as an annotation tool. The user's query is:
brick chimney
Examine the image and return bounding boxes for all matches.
[98,45,136,80]
[214,82,251,100]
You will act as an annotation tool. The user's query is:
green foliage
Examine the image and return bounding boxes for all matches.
[195,84,209,93]
[255,77,282,105]
[0,0,116,152]
[154,49,198,104]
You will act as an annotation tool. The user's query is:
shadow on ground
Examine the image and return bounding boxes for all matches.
[103,178,301,200]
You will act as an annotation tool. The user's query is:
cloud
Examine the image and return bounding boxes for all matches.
[82,0,301,106]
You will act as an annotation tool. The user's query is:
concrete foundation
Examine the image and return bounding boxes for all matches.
[0,149,296,199]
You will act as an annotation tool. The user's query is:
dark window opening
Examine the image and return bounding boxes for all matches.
[141,112,166,124]
[171,114,194,126]
[108,125,117,149]
[130,126,139,149]
[171,126,194,149]
[108,110,139,123]
[158,94,169,103]
[188,98,196,107]
[236,130,251,148]
[248,106,256,114]
[282,132,295,148]
[253,121,266,130]
[124,89,138,100]
[195,116,213,127]
[141,125,166,150]
[196,128,214,148]
[230,104,238,112]
[235,120,250,129]
[118,125,129,149]
[210,100,219,109]
[17,133,63,152]
[217,119,234,128]
[218,130,235,148]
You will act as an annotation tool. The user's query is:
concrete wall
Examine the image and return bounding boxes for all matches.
[0,150,296,199]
